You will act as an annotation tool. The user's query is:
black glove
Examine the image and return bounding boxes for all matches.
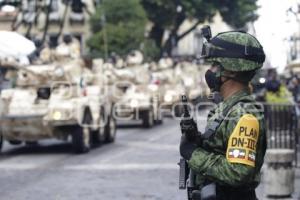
[180,116,198,141]
[180,135,197,160]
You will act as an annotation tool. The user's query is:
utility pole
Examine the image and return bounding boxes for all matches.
[287,5,300,61]
[100,1,108,60]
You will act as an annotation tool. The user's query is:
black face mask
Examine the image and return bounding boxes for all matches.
[205,70,222,92]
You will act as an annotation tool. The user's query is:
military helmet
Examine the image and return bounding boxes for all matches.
[205,31,265,72]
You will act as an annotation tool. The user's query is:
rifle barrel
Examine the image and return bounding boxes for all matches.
[181,95,190,118]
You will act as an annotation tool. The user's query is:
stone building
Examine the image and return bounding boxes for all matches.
[0,0,96,49]
[174,12,231,57]
[0,1,231,58]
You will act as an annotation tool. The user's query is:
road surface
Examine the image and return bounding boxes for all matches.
[0,117,268,200]
[0,118,187,200]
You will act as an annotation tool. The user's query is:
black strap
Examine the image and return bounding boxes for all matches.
[211,38,263,55]
[209,48,265,63]
[209,38,265,63]
[202,98,253,139]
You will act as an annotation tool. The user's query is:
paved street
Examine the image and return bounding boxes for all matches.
[0,117,298,200]
[0,119,186,200]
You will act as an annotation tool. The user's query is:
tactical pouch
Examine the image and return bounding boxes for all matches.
[189,183,217,200]
[201,183,217,200]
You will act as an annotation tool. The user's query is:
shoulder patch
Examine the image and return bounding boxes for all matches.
[226,114,259,167]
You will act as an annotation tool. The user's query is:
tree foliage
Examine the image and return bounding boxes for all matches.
[215,0,259,28]
[87,0,148,57]
[141,0,259,55]
[88,0,259,58]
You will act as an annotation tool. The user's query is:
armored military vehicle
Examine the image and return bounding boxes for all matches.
[105,51,164,127]
[0,57,116,154]
[114,83,163,127]
[179,61,209,105]
[150,58,184,117]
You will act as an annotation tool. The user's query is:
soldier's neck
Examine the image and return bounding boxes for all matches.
[221,81,247,100]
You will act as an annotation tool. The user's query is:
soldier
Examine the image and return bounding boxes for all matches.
[264,69,293,104]
[55,34,81,60]
[179,30,266,199]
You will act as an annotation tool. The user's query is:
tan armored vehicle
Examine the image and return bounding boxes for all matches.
[150,58,184,116]
[179,61,209,104]
[0,55,116,153]
[0,57,20,92]
[151,59,209,116]
[105,51,163,127]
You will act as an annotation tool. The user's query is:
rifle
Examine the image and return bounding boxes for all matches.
[179,95,217,200]
[178,95,199,200]
[180,95,198,142]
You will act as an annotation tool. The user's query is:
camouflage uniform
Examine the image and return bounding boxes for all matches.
[188,89,266,198]
[180,30,267,199]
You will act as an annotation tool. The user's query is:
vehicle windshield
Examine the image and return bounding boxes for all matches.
[51,83,73,99]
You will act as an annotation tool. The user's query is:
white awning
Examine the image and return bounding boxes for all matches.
[0,31,36,60]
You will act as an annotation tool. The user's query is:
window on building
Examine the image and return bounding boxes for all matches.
[24,0,36,12]
[69,0,85,24]
[71,0,85,13]
[21,0,36,23]
[48,0,60,23]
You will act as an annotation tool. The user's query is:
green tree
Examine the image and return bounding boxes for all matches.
[87,0,148,58]
[141,0,259,55]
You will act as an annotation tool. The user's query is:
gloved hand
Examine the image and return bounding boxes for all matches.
[180,135,197,160]
[180,117,198,141]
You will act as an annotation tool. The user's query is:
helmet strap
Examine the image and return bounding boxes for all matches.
[216,66,231,91]
[208,37,265,63]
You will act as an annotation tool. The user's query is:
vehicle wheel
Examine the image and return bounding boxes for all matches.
[92,107,106,146]
[154,108,163,125]
[72,111,92,153]
[0,134,3,153]
[9,140,22,145]
[104,115,117,143]
[155,118,163,125]
[25,141,38,146]
[141,109,154,128]
[72,125,91,153]
[91,124,105,147]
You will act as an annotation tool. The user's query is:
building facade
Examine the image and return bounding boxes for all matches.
[175,12,231,57]
[0,0,96,49]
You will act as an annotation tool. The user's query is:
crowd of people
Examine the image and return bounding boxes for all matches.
[255,68,300,105]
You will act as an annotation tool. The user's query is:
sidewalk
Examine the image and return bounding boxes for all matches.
[256,166,300,200]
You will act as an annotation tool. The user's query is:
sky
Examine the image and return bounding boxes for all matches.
[254,0,299,72]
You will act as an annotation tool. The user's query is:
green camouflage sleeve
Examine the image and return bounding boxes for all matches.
[188,109,258,186]
[188,148,255,186]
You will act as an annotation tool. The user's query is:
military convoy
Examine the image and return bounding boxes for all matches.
[149,58,209,116]
[103,51,164,128]
[0,33,210,153]
[0,60,117,153]
[178,61,210,105]
[0,38,116,154]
